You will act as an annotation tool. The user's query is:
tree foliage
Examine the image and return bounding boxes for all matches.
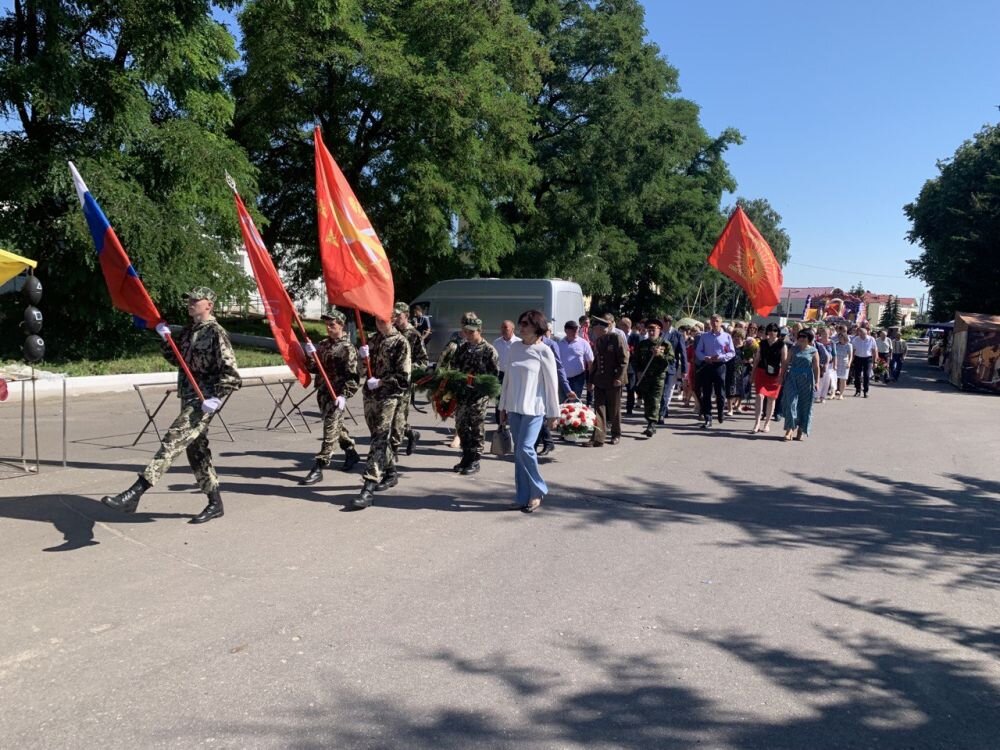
[848,281,867,296]
[878,295,900,328]
[0,0,255,358]
[0,0,795,362]
[905,124,1000,320]
[231,0,545,301]
[502,0,744,317]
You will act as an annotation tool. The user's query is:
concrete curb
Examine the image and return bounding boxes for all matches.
[1,365,296,403]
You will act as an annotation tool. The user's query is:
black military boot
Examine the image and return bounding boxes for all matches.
[643,422,655,438]
[453,450,471,472]
[405,429,420,456]
[101,475,150,514]
[341,447,361,472]
[375,468,398,491]
[460,453,481,475]
[299,460,325,486]
[349,481,377,510]
[190,489,224,524]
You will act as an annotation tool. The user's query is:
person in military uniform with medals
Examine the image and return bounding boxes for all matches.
[585,316,628,447]
[633,318,672,438]
[352,313,411,510]
[451,313,499,475]
[298,307,361,485]
[101,287,242,524]
[391,301,428,457]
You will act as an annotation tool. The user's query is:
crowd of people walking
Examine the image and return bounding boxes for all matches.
[97,289,909,521]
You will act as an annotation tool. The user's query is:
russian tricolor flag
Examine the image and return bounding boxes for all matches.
[69,162,162,329]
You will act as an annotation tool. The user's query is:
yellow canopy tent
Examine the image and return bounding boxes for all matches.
[0,248,37,287]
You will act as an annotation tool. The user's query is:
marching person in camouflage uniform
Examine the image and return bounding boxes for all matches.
[101,287,242,524]
[451,313,499,475]
[352,314,411,510]
[298,307,361,485]
[391,301,428,457]
[633,319,671,438]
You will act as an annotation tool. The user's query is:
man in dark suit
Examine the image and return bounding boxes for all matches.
[622,316,642,415]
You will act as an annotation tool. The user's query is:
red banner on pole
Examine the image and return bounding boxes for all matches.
[708,207,783,316]
[233,191,311,387]
[314,127,394,321]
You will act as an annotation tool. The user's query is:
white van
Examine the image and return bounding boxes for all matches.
[411,278,586,360]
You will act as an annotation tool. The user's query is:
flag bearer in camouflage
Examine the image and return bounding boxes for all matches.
[451,313,500,475]
[391,301,428,457]
[351,314,411,510]
[101,287,242,524]
[298,307,362,485]
[633,319,671,438]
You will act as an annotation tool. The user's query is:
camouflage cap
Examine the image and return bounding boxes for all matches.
[461,313,483,331]
[321,306,346,324]
[393,301,410,316]
[183,286,216,302]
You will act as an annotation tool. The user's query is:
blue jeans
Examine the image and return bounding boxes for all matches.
[890,353,904,381]
[509,412,548,503]
[567,372,587,398]
[659,369,680,419]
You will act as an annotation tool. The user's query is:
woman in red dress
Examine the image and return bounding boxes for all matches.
[750,323,788,433]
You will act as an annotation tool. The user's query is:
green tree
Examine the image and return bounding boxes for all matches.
[0,0,255,359]
[905,124,1000,319]
[848,281,867,297]
[231,0,544,302]
[503,0,742,318]
[878,295,900,328]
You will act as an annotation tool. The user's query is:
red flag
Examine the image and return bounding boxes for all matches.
[708,207,783,316]
[69,162,163,328]
[233,191,311,387]
[314,127,394,320]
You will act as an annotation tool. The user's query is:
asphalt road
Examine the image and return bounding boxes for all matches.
[1,347,998,749]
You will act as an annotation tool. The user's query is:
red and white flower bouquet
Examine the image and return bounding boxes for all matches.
[558,401,596,442]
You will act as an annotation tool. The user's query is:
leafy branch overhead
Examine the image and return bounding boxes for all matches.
[0,0,793,359]
[905,125,1000,320]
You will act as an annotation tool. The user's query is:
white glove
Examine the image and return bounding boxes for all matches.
[303,342,317,355]
[358,345,370,359]
[201,397,222,414]
[366,377,381,391]
[335,395,346,411]
[155,322,171,340]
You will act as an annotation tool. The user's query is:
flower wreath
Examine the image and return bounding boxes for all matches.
[411,366,501,420]
[558,401,596,441]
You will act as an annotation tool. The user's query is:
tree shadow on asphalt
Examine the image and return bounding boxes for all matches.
[190,627,1000,749]
[0,494,190,552]
[539,470,999,590]
[820,594,1000,659]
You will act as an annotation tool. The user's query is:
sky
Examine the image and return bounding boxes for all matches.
[643,0,1000,305]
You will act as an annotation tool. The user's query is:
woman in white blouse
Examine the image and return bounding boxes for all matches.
[498,309,560,513]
